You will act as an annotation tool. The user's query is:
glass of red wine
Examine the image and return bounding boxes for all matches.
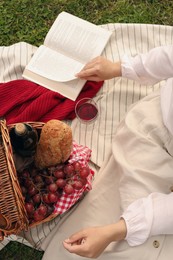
[75,98,98,123]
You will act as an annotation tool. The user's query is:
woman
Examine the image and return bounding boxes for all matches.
[54,45,173,259]
[17,45,173,260]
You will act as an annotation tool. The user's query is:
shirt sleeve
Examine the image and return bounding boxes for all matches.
[122,192,173,246]
[121,45,173,85]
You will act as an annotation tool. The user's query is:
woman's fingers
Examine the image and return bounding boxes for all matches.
[63,231,87,256]
[75,57,103,79]
[63,240,87,257]
[64,230,86,244]
[76,67,97,78]
[75,56,121,81]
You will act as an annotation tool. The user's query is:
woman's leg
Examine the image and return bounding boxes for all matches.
[41,152,122,259]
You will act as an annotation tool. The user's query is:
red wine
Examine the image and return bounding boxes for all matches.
[77,103,98,121]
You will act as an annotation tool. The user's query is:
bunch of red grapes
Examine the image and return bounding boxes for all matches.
[18,161,90,223]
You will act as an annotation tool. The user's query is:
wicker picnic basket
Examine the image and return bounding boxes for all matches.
[0,118,59,240]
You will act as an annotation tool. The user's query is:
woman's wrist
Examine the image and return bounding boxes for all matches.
[112,61,122,78]
[103,219,127,243]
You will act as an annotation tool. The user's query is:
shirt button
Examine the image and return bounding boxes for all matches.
[153,240,160,248]
[170,186,173,192]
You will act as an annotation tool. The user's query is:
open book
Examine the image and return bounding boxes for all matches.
[22,12,112,101]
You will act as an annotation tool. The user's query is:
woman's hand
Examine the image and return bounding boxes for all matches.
[75,56,122,82]
[63,219,127,258]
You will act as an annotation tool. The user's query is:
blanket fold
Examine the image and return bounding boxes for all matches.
[0,79,103,124]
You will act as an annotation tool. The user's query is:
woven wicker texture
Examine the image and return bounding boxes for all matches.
[0,119,59,240]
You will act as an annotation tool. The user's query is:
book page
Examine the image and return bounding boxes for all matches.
[44,12,112,63]
[26,45,84,82]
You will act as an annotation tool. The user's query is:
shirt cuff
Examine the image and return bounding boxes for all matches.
[121,54,160,85]
[122,192,173,246]
[121,55,141,82]
[121,195,153,246]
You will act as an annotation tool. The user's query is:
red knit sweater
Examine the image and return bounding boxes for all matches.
[0,79,103,124]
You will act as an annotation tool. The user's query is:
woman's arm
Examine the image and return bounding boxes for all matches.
[122,45,173,85]
[63,192,173,259]
[76,45,173,84]
[63,219,127,258]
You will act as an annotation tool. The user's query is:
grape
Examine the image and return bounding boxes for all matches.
[25,202,34,214]
[48,183,58,193]
[28,186,38,197]
[38,204,48,216]
[64,164,75,176]
[80,178,88,185]
[33,193,41,204]
[48,192,59,203]
[18,160,90,224]
[45,176,55,185]
[33,210,44,221]
[72,180,83,190]
[79,167,90,178]
[42,193,50,204]
[73,161,82,172]
[64,184,74,194]
[54,170,65,179]
[56,178,66,188]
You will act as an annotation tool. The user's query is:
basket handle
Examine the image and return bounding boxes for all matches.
[0,117,6,129]
[0,118,7,241]
[0,231,4,241]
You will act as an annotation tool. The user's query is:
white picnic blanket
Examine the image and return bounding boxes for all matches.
[0,22,173,250]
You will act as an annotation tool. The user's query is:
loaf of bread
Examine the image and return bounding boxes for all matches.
[35,120,72,169]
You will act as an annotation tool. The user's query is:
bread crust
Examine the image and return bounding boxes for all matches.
[35,120,72,169]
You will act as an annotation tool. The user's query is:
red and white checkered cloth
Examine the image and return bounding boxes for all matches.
[53,141,94,214]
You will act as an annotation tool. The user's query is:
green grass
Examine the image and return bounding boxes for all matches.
[0,241,43,260]
[0,0,173,46]
[0,0,173,259]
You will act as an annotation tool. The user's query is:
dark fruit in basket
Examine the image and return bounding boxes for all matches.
[33,194,41,204]
[18,160,90,224]
[33,210,44,222]
[53,170,65,179]
[79,167,90,178]
[38,204,48,216]
[42,194,50,204]
[64,164,75,176]
[72,180,83,190]
[25,202,34,215]
[28,186,38,197]
[48,192,59,203]
[64,184,74,194]
[48,183,58,193]
[72,161,82,172]
[56,178,66,188]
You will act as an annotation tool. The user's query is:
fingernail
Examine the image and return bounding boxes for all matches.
[64,238,70,243]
